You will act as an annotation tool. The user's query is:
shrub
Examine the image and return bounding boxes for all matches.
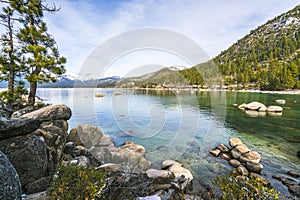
[213,174,280,200]
[48,164,106,200]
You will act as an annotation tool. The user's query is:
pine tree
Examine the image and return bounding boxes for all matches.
[0,0,26,109]
[17,0,66,105]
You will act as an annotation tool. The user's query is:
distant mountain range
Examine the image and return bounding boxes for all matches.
[0,75,122,88]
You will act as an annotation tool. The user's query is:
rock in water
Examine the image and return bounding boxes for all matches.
[245,101,266,111]
[0,151,22,200]
[267,106,283,112]
[146,169,174,179]
[275,99,286,105]
[209,148,221,157]
[229,138,243,147]
[67,125,103,149]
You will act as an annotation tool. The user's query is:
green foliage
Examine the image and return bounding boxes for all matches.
[213,174,280,200]
[48,164,106,200]
[0,81,28,110]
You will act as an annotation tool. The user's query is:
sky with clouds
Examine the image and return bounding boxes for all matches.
[43,0,299,78]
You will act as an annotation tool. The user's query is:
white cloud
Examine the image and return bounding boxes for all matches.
[43,0,299,77]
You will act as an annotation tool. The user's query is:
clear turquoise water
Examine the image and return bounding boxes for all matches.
[37,88,300,195]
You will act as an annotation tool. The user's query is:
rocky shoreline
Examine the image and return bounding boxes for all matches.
[0,104,299,199]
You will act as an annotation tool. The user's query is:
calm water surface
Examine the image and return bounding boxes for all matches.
[37,88,300,195]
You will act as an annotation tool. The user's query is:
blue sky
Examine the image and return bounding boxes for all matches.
[43,0,300,78]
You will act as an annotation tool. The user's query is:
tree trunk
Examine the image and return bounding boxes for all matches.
[7,69,14,93]
[28,82,37,106]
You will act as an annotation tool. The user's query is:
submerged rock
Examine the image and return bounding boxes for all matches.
[162,160,183,169]
[275,99,286,105]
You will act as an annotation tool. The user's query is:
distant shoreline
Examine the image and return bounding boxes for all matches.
[116,87,300,95]
[1,87,299,95]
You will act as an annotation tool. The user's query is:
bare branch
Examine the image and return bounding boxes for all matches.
[42,2,61,13]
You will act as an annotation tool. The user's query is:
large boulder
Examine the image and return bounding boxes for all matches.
[161,160,193,182]
[67,125,103,149]
[245,102,266,111]
[0,151,22,200]
[89,139,151,173]
[0,118,42,140]
[0,133,49,193]
[34,120,68,172]
[0,105,72,194]
[11,106,35,118]
[22,104,71,121]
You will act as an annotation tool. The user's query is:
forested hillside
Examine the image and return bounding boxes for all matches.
[213,5,300,90]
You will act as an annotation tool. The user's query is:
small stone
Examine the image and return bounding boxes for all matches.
[246,161,263,173]
[74,145,87,156]
[282,178,296,186]
[231,144,250,159]
[287,170,300,178]
[137,195,161,200]
[216,144,230,153]
[229,159,242,168]
[220,153,231,161]
[96,163,119,172]
[288,185,300,197]
[168,165,193,182]
[161,160,182,169]
[229,138,243,147]
[209,149,221,157]
[275,99,286,105]
[64,142,76,154]
[297,151,300,159]
[237,166,249,176]
[239,151,261,163]
[238,103,246,110]
[267,106,283,112]
[272,175,282,181]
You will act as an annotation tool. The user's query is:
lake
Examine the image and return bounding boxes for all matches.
[37,88,300,195]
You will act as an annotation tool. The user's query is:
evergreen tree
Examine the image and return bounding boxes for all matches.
[0,0,27,109]
[17,0,66,105]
